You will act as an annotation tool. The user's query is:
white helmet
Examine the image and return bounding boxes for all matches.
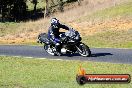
[51,18,60,28]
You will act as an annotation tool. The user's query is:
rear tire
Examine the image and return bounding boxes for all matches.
[44,45,61,56]
[76,43,91,57]
[44,45,55,56]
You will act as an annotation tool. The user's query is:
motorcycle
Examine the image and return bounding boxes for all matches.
[37,28,91,57]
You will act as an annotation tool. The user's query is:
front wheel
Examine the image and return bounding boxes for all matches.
[76,43,91,57]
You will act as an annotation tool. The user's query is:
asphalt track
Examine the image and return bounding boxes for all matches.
[0,45,132,64]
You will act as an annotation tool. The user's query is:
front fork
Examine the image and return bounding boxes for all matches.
[75,42,83,52]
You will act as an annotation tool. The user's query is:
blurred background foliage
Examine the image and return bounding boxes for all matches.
[0,0,81,22]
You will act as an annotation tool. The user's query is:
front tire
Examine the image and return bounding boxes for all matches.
[76,43,91,57]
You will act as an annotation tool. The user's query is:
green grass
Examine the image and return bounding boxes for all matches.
[82,29,132,48]
[0,56,132,88]
[78,1,132,22]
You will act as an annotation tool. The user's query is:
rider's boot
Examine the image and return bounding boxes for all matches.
[55,43,62,56]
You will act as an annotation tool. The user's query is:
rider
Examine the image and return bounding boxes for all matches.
[48,18,70,53]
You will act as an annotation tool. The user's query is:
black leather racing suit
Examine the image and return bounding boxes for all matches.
[48,23,69,44]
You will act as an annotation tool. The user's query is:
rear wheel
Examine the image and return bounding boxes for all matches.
[44,45,55,56]
[44,45,61,56]
[76,43,91,57]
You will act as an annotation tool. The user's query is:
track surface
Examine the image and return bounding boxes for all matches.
[0,45,132,64]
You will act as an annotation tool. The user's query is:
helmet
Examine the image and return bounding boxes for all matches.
[51,18,60,28]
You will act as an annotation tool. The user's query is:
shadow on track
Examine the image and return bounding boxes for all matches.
[91,53,113,57]
[63,53,113,57]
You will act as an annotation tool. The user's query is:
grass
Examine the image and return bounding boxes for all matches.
[77,1,132,48]
[0,22,21,37]
[78,1,132,22]
[82,29,132,48]
[0,56,132,88]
